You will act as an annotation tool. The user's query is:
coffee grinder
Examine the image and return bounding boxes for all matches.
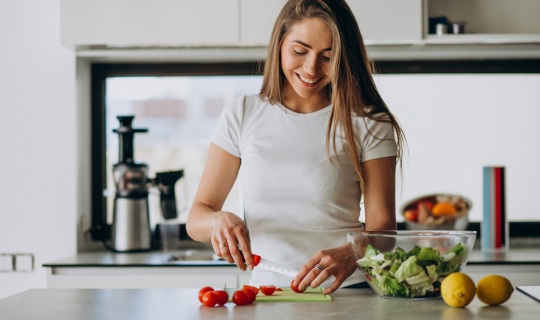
[110,115,183,252]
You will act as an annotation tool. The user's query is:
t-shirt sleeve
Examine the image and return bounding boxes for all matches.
[210,96,245,158]
[358,114,398,162]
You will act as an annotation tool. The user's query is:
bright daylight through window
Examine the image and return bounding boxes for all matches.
[105,75,263,226]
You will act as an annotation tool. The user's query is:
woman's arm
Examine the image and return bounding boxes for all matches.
[294,156,397,294]
[362,156,397,231]
[186,143,254,270]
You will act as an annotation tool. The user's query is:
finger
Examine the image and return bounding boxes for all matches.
[211,236,223,257]
[222,232,247,271]
[308,265,329,289]
[236,230,253,270]
[322,280,341,295]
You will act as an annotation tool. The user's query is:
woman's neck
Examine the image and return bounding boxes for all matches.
[281,86,330,114]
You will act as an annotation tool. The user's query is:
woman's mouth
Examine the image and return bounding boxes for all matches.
[296,73,321,86]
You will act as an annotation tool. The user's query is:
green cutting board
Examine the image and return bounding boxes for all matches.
[227,287,332,302]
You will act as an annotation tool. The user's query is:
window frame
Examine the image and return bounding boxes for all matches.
[89,59,540,241]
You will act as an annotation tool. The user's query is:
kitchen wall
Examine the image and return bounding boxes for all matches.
[375,73,540,221]
[0,0,77,298]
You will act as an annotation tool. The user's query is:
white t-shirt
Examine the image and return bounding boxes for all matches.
[211,94,397,287]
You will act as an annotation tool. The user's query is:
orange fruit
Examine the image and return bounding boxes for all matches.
[432,202,457,217]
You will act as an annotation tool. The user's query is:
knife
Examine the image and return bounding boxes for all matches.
[252,254,299,277]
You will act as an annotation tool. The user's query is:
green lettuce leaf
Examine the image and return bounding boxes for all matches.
[395,256,424,283]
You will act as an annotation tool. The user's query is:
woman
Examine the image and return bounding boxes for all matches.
[187,0,405,295]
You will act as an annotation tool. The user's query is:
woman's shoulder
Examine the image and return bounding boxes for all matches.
[242,94,270,107]
[233,94,276,114]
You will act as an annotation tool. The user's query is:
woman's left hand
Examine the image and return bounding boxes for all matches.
[292,244,357,295]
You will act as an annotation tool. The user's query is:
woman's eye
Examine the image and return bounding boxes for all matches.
[293,50,307,55]
[322,55,331,61]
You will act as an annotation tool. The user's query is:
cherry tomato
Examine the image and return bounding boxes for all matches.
[202,291,218,307]
[260,285,276,296]
[290,280,305,293]
[242,288,256,303]
[403,209,418,222]
[232,290,249,306]
[253,254,261,266]
[213,290,229,306]
[242,284,259,295]
[198,286,214,303]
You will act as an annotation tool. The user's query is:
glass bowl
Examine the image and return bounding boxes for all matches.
[347,230,476,299]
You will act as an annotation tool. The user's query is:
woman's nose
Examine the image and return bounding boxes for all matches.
[303,54,319,74]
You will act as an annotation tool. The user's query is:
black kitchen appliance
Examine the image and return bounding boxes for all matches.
[110,115,183,252]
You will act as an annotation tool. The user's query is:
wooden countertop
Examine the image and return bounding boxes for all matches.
[0,288,538,320]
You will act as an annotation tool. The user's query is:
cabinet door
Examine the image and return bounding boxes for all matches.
[349,0,423,43]
[240,0,286,45]
[61,0,240,47]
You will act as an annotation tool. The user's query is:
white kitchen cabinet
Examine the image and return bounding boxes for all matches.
[46,266,249,289]
[60,0,240,47]
[349,0,423,44]
[239,0,286,45]
[240,0,423,46]
[45,263,540,290]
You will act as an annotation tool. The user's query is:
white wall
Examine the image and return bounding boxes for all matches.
[375,74,540,221]
[0,0,77,299]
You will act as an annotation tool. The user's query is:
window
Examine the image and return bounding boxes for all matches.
[90,63,262,240]
[90,60,540,242]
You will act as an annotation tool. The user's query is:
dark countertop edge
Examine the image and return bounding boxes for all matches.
[42,263,238,267]
[43,260,540,268]
[398,221,540,238]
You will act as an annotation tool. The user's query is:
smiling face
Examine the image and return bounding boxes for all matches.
[280,18,333,112]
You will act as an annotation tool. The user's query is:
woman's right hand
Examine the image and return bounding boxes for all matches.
[210,211,254,271]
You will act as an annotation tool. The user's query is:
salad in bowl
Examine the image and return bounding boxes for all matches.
[347,230,476,299]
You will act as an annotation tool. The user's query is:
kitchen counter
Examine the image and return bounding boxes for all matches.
[0,287,538,320]
[43,248,540,268]
[42,248,540,290]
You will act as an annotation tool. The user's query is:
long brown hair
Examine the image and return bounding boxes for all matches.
[260,0,405,191]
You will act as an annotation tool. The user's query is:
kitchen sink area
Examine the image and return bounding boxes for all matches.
[166,250,221,262]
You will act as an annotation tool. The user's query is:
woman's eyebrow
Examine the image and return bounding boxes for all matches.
[292,40,332,51]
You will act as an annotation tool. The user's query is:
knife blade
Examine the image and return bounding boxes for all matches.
[253,254,299,277]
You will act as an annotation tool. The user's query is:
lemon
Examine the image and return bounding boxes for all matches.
[476,275,514,306]
[441,272,476,308]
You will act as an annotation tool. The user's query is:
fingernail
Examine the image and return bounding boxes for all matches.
[248,264,254,270]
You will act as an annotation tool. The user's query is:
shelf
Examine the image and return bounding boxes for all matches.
[425,34,540,45]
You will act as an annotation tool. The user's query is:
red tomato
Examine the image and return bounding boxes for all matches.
[232,290,249,306]
[290,280,305,293]
[253,254,261,266]
[242,284,259,295]
[259,285,276,296]
[198,286,214,303]
[242,288,256,303]
[202,291,218,307]
[404,209,418,222]
[213,290,229,306]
